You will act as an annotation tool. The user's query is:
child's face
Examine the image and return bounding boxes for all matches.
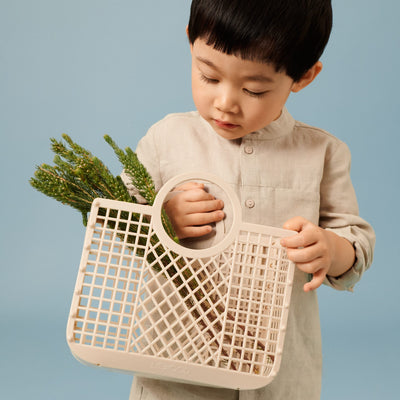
[190,39,296,140]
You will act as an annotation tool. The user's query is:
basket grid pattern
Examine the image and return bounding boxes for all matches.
[70,200,293,378]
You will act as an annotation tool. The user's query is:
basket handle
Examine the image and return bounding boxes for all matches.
[152,172,242,259]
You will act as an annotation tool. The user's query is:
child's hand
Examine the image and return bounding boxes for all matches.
[280,216,355,292]
[163,182,225,239]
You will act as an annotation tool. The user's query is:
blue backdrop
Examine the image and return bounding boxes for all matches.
[1,1,399,399]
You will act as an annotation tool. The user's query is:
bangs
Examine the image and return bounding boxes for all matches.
[204,32,288,73]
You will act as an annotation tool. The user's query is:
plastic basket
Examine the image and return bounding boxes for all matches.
[66,173,296,390]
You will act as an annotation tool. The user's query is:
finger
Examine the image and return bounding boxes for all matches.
[303,269,327,292]
[183,210,225,227]
[282,216,309,232]
[186,198,224,214]
[281,230,318,249]
[281,217,314,248]
[293,257,324,275]
[281,221,324,249]
[179,224,214,239]
[285,245,322,264]
[182,188,217,202]
[174,181,205,192]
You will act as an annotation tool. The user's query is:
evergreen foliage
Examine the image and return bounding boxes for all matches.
[29,134,175,240]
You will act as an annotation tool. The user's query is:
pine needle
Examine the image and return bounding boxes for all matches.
[31,135,149,226]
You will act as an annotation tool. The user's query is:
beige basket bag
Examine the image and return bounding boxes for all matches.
[66,173,295,390]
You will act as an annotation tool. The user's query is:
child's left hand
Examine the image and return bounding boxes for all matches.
[280,216,355,292]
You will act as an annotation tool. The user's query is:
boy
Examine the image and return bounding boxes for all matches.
[125,0,375,398]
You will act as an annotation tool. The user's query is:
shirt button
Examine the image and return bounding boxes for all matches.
[244,146,254,154]
[245,199,255,208]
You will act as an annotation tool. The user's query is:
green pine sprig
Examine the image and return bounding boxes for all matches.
[30,134,133,225]
[104,135,156,205]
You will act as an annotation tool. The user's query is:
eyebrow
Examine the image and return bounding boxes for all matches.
[244,74,274,83]
[196,56,275,83]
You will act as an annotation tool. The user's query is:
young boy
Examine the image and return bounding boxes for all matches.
[125,0,375,398]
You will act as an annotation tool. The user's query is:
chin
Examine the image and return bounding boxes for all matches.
[215,130,246,140]
[210,123,245,139]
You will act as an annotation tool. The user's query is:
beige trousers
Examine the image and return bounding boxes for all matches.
[129,376,239,400]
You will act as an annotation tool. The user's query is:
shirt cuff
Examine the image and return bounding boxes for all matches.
[323,226,368,292]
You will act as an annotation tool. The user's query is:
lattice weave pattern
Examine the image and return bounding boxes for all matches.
[68,198,294,382]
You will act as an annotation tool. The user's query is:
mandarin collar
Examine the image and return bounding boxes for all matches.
[246,107,295,141]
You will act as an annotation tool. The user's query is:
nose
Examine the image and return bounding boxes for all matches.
[214,87,240,114]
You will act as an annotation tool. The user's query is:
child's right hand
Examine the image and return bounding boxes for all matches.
[163,182,225,239]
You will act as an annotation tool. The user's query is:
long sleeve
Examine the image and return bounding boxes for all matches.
[319,141,375,291]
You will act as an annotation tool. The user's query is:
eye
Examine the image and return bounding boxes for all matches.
[200,74,219,84]
[244,88,269,98]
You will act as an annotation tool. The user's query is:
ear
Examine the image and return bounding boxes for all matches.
[186,26,193,52]
[291,61,323,93]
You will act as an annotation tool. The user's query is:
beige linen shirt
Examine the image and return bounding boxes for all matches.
[125,108,375,400]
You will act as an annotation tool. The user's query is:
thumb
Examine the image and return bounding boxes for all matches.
[282,216,309,232]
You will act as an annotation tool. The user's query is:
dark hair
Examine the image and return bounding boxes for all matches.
[188,0,332,81]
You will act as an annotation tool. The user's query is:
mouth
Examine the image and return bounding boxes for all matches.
[213,119,240,130]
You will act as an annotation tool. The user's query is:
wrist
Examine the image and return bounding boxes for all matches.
[326,230,356,277]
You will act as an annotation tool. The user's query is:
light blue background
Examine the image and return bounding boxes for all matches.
[1,1,399,399]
